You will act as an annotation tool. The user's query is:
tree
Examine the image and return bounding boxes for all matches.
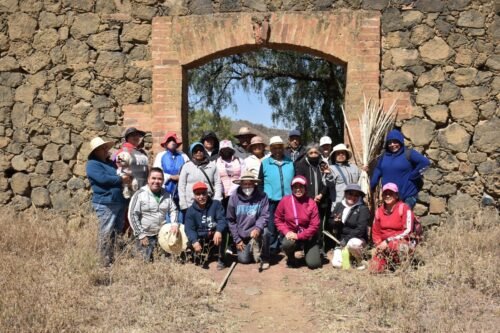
[188,109,234,143]
[188,48,346,143]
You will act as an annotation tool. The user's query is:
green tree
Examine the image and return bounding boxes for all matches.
[188,109,234,143]
[188,48,346,143]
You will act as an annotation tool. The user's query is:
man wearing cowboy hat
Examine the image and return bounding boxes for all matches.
[226,171,270,269]
[184,182,228,270]
[128,167,179,262]
[233,126,256,159]
[114,127,149,188]
[327,143,361,205]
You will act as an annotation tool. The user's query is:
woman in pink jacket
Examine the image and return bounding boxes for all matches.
[275,175,321,269]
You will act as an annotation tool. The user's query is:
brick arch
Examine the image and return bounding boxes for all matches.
[146,11,380,153]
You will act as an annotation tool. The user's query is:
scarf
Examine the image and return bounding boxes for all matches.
[341,198,362,224]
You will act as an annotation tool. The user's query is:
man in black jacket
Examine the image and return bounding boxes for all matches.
[285,129,306,163]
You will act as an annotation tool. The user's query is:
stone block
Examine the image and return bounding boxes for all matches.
[8,12,37,41]
[62,39,90,64]
[415,0,444,12]
[457,10,485,29]
[439,82,460,103]
[425,105,448,125]
[391,48,419,67]
[449,100,478,125]
[451,68,478,86]
[416,67,444,87]
[401,118,436,146]
[112,81,142,105]
[419,37,454,65]
[460,86,489,101]
[0,56,19,71]
[382,70,413,91]
[11,172,30,195]
[31,187,51,207]
[473,118,500,153]
[416,85,439,105]
[87,30,121,51]
[70,13,100,39]
[437,123,471,153]
[33,29,59,51]
[121,23,151,43]
[95,52,125,79]
[19,52,51,74]
[11,155,29,171]
[11,195,31,211]
[43,143,60,161]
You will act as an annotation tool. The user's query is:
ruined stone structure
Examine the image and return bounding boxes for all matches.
[0,0,498,225]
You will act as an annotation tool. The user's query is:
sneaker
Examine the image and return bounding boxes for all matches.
[294,250,305,259]
[356,260,368,271]
[216,260,226,271]
[260,261,270,270]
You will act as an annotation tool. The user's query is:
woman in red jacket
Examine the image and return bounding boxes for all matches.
[275,175,321,269]
[370,183,416,273]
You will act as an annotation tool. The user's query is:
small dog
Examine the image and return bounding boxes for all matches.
[116,151,139,199]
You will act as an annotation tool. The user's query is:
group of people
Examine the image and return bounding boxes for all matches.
[86,125,430,272]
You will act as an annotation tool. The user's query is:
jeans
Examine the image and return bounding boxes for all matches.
[281,237,321,269]
[92,202,126,267]
[237,229,271,264]
[136,235,158,262]
[166,196,183,224]
[404,195,418,209]
[267,200,281,254]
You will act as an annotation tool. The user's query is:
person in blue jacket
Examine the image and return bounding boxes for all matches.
[370,129,430,209]
[258,136,295,255]
[86,137,131,267]
[184,181,228,270]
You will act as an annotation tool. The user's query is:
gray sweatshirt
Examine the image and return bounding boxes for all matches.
[178,160,223,210]
[328,162,361,205]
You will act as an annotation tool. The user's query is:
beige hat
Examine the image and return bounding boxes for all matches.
[233,171,262,184]
[89,137,114,158]
[158,223,188,255]
[247,135,266,151]
[235,126,256,138]
[269,136,285,147]
[332,143,352,160]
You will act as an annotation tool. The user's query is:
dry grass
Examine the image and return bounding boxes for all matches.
[0,206,223,333]
[305,208,500,332]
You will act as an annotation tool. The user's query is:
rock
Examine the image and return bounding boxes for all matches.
[95,52,125,79]
[381,8,403,33]
[429,197,446,214]
[11,102,28,128]
[473,118,500,153]
[121,23,151,43]
[416,67,444,87]
[401,118,436,146]
[448,193,478,218]
[39,11,60,29]
[0,190,12,204]
[411,24,434,46]
[31,187,51,207]
[0,0,18,12]
[19,52,51,74]
[87,30,121,51]
[11,195,31,211]
[485,55,500,71]
[35,160,51,174]
[50,190,73,211]
[132,3,158,21]
[33,29,59,51]
[112,81,142,104]
[0,72,23,87]
[8,12,37,41]
[14,84,36,105]
[477,160,497,175]
[439,82,460,103]
[11,155,29,171]
[62,39,90,64]
[479,101,497,120]
[437,123,471,153]
[361,0,388,10]
[30,174,50,187]
[416,85,439,106]
[420,215,440,227]
[455,48,474,66]
[415,0,444,12]
[460,86,489,101]
[457,10,485,29]
[402,11,423,28]
[425,105,448,125]
[382,70,413,91]
[467,152,487,164]
[189,0,213,14]
[50,127,71,144]
[449,100,478,125]
[52,161,72,181]
[424,169,442,183]
[92,95,114,108]
[67,177,86,190]
[451,68,478,86]
[419,37,454,65]
[447,0,471,11]
[413,203,428,216]
[60,145,77,160]
[43,143,60,161]
[0,56,19,71]
[11,172,31,195]
[85,111,106,131]
[0,86,13,106]
[70,13,100,39]
[73,86,93,101]
[391,48,419,67]
[430,183,456,196]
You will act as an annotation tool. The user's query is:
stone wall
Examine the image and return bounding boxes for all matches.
[0,0,498,224]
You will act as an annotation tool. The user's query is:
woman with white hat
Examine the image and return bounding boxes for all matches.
[86,137,131,267]
[328,143,361,205]
[216,139,245,208]
[244,135,268,178]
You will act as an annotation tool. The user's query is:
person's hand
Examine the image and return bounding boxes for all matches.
[170,175,179,182]
[285,231,298,241]
[170,223,179,234]
[236,241,245,252]
[193,242,202,253]
[213,231,222,246]
[250,228,261,239]
[361,165,369,172]
[376,240,388,251]
[121,174,132,185]
[314,194,323,203]
[140,237,149,247]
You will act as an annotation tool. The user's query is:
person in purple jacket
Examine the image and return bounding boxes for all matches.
[370,129,430,209]
[226,172,270,269]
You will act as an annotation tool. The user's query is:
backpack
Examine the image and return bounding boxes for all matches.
[375,203,423,244]
[377,149,424,191]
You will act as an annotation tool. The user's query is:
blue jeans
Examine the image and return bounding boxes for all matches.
[165,196,183,224]
[92,202,126,266]
[136,236,158,262]
[237,229,271,264]
[404,195,418,209]
[267,200,281,254]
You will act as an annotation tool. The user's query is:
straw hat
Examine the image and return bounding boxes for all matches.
[269,136,285,147]
[332,143,352,160]
[88,137,114,158]
[158,223,188,255]
[233,171,262,185]
[234,127,256,138]
[247,136,266,151]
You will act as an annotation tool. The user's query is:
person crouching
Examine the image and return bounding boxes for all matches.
[184,182,228,270]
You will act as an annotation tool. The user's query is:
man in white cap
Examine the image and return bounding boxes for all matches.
[233,126,256,159]
[128,167,179,262]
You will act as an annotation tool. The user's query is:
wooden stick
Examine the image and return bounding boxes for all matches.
[322,230,341,245]
[341,106,360,166]
[217,261,237,294]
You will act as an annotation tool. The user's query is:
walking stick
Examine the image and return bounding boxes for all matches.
[322,230,341,245]
[217,261,237,294]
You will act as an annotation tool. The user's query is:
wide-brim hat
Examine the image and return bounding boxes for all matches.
[219,139,235,152]
[234,126,256,138]
[160,131,182,147]
[88,137,114,158]
[269,136,285,147]
[123,127,146,140]
[158,224,188,255]
[247,136,266,151]
[344,184,365,197]
[233,171,262,184]
[332,143,352,160]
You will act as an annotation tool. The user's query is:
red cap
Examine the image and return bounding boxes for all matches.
[192,182,208,192]
[160,131,182,147]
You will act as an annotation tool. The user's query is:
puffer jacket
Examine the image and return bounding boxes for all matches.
[178,160,222,210]
[128,185,178,239]
[329,200,371,245]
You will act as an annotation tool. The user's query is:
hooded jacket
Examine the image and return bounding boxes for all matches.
[275,193,320,241]
[128,185,178,239]
[370,130,430,201]
[184,198,227,244]
[294,156,331,207]
[200,131,220,161]
[330,200,370,245]
[226,188,269,244]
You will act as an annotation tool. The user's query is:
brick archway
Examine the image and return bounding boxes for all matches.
[146,11,381,153]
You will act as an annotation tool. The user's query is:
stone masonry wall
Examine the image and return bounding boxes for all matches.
[0,0,498,225]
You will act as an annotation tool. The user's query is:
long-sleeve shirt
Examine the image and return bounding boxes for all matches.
[372,201,414,245]
[86,157,125,204]
[178,160,222,210]
[184,199,227,244]
[275,194,319,241]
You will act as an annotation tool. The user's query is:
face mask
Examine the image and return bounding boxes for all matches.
[242,187,254,197]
